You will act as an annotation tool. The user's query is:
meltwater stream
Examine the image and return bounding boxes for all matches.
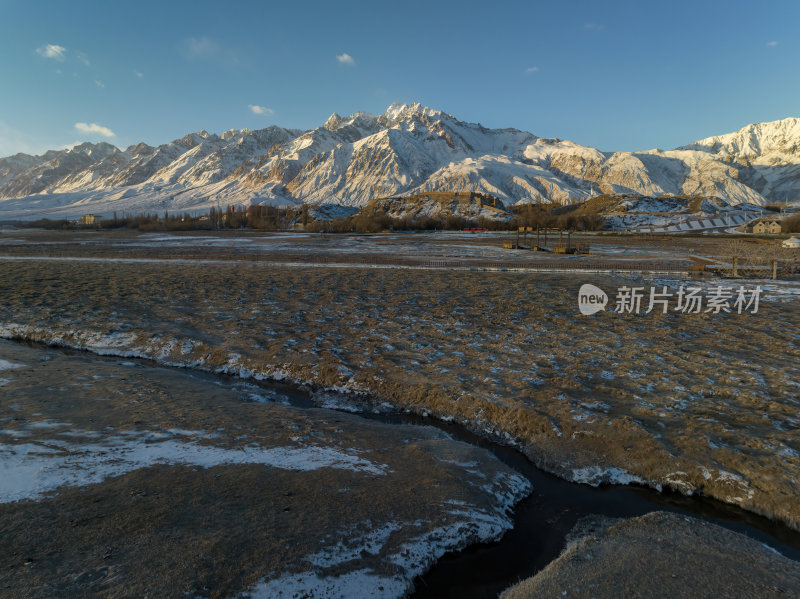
[7,339,800,599]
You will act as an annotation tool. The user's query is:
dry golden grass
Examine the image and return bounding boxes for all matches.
[0,255,798,528]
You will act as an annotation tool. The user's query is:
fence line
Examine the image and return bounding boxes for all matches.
[0,248,702,273]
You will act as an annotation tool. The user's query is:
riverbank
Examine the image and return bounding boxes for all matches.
[501,512,800,599]
[0,339,529,597]
[0,256,797,530]
[3,338,799,598]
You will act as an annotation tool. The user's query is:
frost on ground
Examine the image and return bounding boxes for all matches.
[0,249,797,531]
[0,359,25,370]
[0,438,388,503]
[0,340,529,598]
[500,511,800,599]
[0,248,797,530]
[0,228,747,268]
[1,228,799,524]
[569,466,644,486]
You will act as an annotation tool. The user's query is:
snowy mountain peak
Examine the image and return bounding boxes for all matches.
[382,102,443,123]
[383,102,407,120]
[221,128,251,141]
[322,111,380,133]
[1,105,799,219]
[323,113,344,130]
[678,117,800,163]
[67,141,120,159]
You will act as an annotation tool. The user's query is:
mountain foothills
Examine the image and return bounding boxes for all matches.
[1,103,799,220]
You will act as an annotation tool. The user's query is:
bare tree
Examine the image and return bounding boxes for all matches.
[720,239,749,276]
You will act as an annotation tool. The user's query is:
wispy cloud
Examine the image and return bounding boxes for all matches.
[766,40,780,47]
[526,66,540,73]
[336,53,355,66]
[584,22,604,31]
[180,36,239,66]
[182,36,220,59]
[95,80,105,88]
[74,122,115,138]
[135,71,144,78]
[36,44,66,61]
[76,52,91,66]
[248,104,274,115]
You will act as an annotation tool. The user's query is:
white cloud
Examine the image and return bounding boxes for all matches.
[336,53,355,65]
[248,104,275,115]
[95,80,105,88]
[76,52,91,66]
[526,66,540,73]
[135,71,144,78]
[766,40,780,47]
[584,22,604,31]
[74,122,115,138]
[36,44,66,61]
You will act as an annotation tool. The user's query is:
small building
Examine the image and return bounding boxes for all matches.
[80,214,99,225]
[783,237,800,249]
[749,219,782,234]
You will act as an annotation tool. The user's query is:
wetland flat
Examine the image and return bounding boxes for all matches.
[1,229,798,597]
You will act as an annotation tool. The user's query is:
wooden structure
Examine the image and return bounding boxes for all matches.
[505,226,589,253]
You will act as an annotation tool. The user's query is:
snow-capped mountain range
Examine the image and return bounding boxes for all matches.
[1,103,798,220]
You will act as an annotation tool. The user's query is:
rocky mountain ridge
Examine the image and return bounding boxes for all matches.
[1,103,798,219]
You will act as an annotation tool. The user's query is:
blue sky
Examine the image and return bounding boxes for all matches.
[0,0,797,156]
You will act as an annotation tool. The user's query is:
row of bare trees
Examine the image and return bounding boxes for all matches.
[721,240,799,277]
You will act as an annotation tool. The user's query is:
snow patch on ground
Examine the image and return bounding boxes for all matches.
[0,436,387,503]
[244,471,530,599]
[0,359,25,370]
[570,466,644,486]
